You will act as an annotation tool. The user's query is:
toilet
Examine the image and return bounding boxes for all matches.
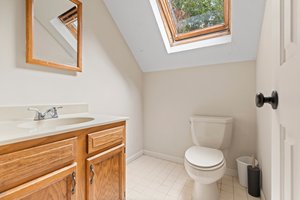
[184,116,233,200]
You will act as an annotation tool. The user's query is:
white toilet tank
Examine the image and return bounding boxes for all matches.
[190,116,233,149]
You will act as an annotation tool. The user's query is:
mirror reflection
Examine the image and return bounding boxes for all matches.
[32,0,79,68]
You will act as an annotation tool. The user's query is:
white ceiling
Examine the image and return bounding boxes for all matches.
[104,0,266,72]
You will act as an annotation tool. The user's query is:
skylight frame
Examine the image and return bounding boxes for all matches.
[59,6,78,39]
[157,0,231,45]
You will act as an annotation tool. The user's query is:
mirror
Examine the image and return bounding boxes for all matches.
[26,0,82,72]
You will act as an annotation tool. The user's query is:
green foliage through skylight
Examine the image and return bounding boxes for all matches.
[170,0,224,34]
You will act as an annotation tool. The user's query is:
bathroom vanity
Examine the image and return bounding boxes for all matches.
[0,105,127,200]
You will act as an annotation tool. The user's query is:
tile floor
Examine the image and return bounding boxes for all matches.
[126,156,261,200]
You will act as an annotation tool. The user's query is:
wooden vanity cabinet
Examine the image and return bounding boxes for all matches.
[86,145,125,200]
[0,137,77,193]
[0,121,126,200]
[0,164,77,200]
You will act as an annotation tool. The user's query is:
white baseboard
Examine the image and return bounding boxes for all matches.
[126,150,144,164]
[143,149,237,176]
[143,150,184,164]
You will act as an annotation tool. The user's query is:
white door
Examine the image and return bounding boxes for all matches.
[269,0,300,199]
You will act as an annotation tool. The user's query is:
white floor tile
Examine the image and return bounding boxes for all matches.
[127,156,261,200]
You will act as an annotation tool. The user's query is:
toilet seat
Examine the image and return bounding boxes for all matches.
[185,146,224,170]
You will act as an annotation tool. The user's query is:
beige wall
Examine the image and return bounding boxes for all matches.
[0,0,143,158]
[144,61,257,169]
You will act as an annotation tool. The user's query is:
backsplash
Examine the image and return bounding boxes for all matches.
[0,103,88,121]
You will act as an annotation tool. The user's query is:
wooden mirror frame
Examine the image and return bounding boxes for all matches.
[26,0,82,72]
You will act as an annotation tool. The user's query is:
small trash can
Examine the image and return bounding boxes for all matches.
[236,156,258,187]
[247,165,261,197]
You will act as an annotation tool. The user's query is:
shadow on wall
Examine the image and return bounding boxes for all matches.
[85,0,142,87]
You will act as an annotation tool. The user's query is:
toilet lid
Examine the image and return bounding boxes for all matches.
[185,146,224,168]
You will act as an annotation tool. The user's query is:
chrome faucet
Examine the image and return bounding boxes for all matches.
[28,106,63,121]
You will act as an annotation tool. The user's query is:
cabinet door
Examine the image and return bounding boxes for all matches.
[0,137,77,193]
[86,145,125,200]
[0,163,77,200]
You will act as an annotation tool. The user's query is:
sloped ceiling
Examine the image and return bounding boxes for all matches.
[104,0,265,72]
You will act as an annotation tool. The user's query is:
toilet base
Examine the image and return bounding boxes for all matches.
[192,181,219,200]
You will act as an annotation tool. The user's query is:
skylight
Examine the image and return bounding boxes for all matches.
[151,0,231,53]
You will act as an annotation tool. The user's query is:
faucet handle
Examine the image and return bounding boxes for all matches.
[54,106,63,110]
[52,106,63,112]
[28,107,44,121]
[51,106,63,118]
[28,107,40,112]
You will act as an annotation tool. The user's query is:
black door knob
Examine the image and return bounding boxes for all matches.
[255,91,278,109]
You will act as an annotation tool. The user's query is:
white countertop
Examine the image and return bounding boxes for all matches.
[0,113,128,146]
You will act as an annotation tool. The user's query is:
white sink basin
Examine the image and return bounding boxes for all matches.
[18,117,95,129]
